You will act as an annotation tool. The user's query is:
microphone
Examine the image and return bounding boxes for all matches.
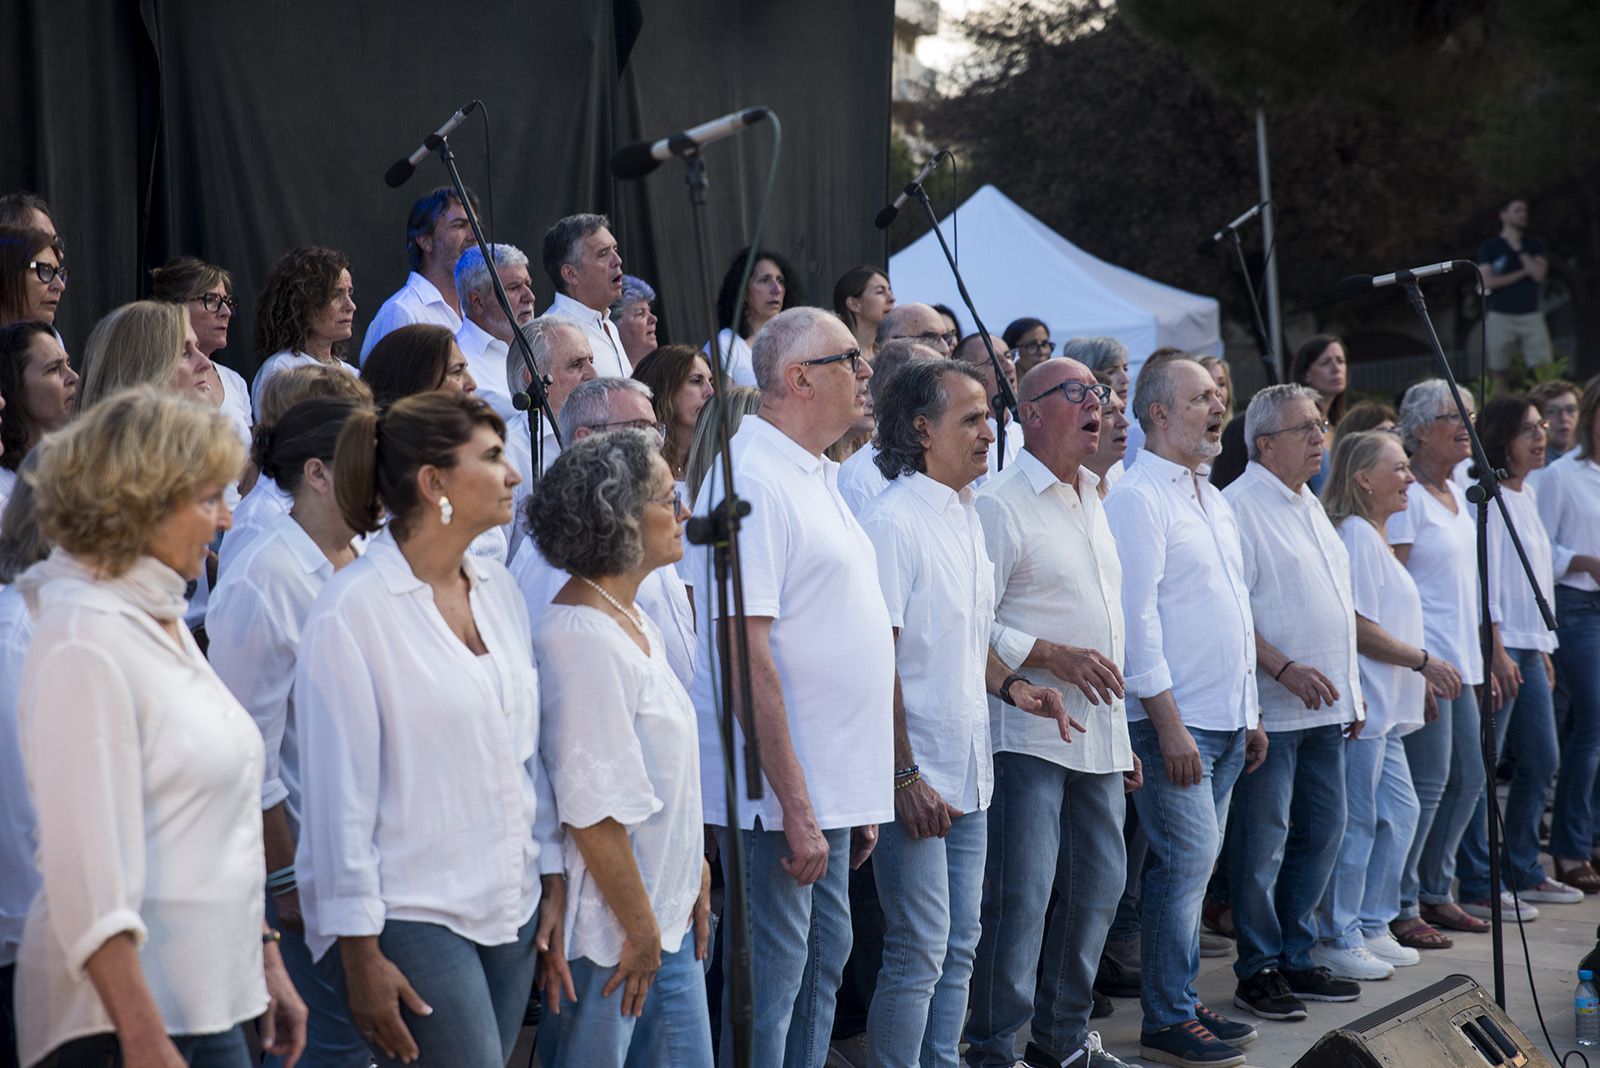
[385,101,481,188]
[1338,260,1477,296]
[875,149,951,230]
[1195,201,1268,254]
[611,107,772,180]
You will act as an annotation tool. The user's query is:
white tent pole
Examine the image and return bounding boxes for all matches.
[1256,106,1284,382]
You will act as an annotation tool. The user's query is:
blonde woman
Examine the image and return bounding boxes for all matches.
[77,301,215,412]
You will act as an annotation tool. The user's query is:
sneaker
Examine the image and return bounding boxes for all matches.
[1309,942,1395,981]
[1196,1004,1258,1046]
[1233,967,1308,1021]
[1461,891,1539,922]
[1283,964,1361,1002]
[1198,930,1234,958]
[1096,949,1141,997]
[1363,932,1421,967]
[1519,878,1584,905]
[825,1034,867,1068]
[1023,1033,1137,1067]
[1139,1020,1246,1067]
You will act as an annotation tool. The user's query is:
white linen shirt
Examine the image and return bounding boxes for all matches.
[1104,450,1259,730]
[976,417,1023,489]
[293,530,561,962]
[0,588,38,967]
[1536,452,1600,593]
[543,292,629,378]
[534,607,702,966]
[979,450,1133,773]
[1490,482,1557,652]
[707,329,756,388]
[1387,480,1484,684]
[207,512,339,821]
[1224,462,1363,731]
[456,316,516,420]
[685,416,895,830]
[218,475,293,574]
[837,443,890,517]
[359,271,463,365]
[860,473,996,811]
[1340,517,1426,739]
[250,350,359,417]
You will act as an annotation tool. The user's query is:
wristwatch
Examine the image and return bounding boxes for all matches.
[999,673,1031,707]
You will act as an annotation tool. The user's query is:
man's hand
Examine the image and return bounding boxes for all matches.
[1042,644,1124,706]
[272,888,304,934]
[781,811,830,886]
[1156,722,1203,787]
[850,825,878,869]
[1343,717,1365,741]
[1276,662,1339,710]
[1244,725,1269,773]
[1012,681,1087,741]
[894,778,960,840]
[1123,753,1144,794]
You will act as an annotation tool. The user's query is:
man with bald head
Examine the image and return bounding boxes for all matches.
[876,301,958,356]
[965,357,1141,1068]
[954,332,1021,484]
[684,306,895,1066]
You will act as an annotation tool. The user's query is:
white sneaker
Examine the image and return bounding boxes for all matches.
[1462,892,1538,922]
[1310,941,1395,981]
[1519,878,1584,905]
[1363,932,1421,967]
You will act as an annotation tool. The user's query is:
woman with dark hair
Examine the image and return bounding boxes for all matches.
[361,323,476,409]
[1002,317,1053,380]
[1293,335,1349,493]
[0,226,66,330]
[0,321,77,508]
[632,345,714,495]
[711,247,800,388]
[150,256,253,446]
[833,266,894,357]
[208,396,371,1068]
[252,246,358,414]
[529,431,711,1066]
[294,392,565,1068]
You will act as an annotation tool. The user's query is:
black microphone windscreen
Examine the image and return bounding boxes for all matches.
[384,159,415,189]
[611,142,661,181]
[1194,236,1217,255]
[1337,274,1375,297]
[511,391,531,411]
[874,204,899,230]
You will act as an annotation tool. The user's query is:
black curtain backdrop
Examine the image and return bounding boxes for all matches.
[3,0,893,380]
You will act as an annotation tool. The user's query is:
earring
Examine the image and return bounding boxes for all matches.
[438,495,453,525]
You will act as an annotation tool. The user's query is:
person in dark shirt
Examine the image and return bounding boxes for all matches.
[1476,198,1552,386]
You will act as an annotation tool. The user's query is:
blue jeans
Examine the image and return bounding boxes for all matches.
[1552,588,1600,860]
[1127,721,1245,1031]
[1229,724,1347,978]
[38,1026,250,1067]
[716,824,851,1068]
[963,755,1125,1065]
[1459,648,1558,898]
[1106,800,1147,944]
[1398,686,1483,916]
[264,895,369,1068]
[868,809,986,1068]
[537,928,713,1066]
[359,913,539,1068]
[1318,733,1420,947]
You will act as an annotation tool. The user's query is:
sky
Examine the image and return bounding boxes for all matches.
[914,0,980,77]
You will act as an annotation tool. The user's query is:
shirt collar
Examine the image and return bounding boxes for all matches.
[902,469,972,513]
[457,315,505,354]
[365,527,494,596]
[1136,447,1206,486]
[405,270,450,309]
[268,510,336,576]
[1015,447,1100,497]
[745,415,824,475]
[550,290,607,324]
[1242,460,1310,504]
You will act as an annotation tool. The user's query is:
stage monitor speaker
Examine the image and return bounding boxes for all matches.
[1291,973,1553,1067]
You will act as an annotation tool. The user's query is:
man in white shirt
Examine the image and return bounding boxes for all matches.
[836,338,941,515]
[502,318,596,560]
[953,332,1021,484]
[454,243,537,420]
[1103,356,1264,1068]
[359,186,477,363]
[966,357,1139,1068]
[1223,385,1369,1018]
[539,213,629,378]
[683,307,895,1066]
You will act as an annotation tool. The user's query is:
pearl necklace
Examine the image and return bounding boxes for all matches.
[579,577,645,633]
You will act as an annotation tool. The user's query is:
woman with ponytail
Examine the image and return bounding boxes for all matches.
[292,392,570,1068]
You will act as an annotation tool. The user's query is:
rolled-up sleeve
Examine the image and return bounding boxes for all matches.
[1104,488,1173,698]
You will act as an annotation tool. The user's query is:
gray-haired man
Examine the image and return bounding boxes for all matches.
[540,213,629,377]
[454,243,537,420]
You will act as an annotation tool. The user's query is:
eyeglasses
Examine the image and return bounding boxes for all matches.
[800,348,863,374]
[1028,380,1112,405]
[907,330,958,350]
[649,489,684,514]
[27,260,67,285]
[195,292,237,314]
[1009,339,1055,358]
[1432,410,1476,426]
[1517,419,1550,440]
[1260,419,1332,440]
[587,418,668,445]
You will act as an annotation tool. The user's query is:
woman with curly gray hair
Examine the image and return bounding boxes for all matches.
[529,430,712,1065]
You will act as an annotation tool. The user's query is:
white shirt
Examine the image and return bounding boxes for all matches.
[215,362,254,509]
[1536,452,1600,593]
[1340,518,1426,738]
[456,316,516,420]
[979,450,1133,773]
[534,606,701,966]
[544,291,629,378]
[250,350,359,417]
[685,416,895,830]
[359,271,462,365]
[1490,482,1557,652]
[0,587,38,967]
[207,512,339,821]
[1387,480,1484,684]
[1104,450,1259,730]
[503,410,559,565]
[837,443,890,517]
[861,473,996,811]
[1225,462,1363,730]
[977,418,1022,489]
[294,531,561,961]
[707,329,756,388]
[15,556,267,1064]
[218,475,294,574]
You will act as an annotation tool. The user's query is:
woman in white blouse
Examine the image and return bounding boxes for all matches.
[709,247,798,387]
[14,387,304,1068]
[250,246,359,417]
[294,392,565,1068]
[207,396,369,1068]
[149,257,254,449]
[1316,432,1462,966]
[528,431,712,1066]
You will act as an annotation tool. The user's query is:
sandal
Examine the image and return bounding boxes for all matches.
[1420,902,1491,933]
[1557,859,1600,894]
[1391,919,1453,950]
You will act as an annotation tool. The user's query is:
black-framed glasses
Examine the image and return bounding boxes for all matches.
[1027,380,1112,405]
[908,330,958,350]
[1260,419,1332,439]
[1009,338,1055,358]
[800,348,863,374]
[1517,419,1550,440]
[27,260,67,285]
[587,418,667,444]
[195,292,237,314]
[649,488,684,514]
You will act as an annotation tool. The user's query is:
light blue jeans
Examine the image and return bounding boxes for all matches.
[1318,732,1420,947]
[1398,687,1483,916]
[38,1026,250,1067]
[537,928,713,1066]
[1459,647,1558,898]
[1229,724,1347,979]
[1127,721,1245,1032]
[1552,588,1600,860]
[716,824,852,1068]
[868,808,987,1068]
[264,894,370,1068]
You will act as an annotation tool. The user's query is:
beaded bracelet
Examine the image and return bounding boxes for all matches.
[894,771,921,791]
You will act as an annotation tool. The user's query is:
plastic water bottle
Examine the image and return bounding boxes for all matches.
[1577,969,1600,1048]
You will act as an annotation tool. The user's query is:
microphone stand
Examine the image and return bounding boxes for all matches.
[1395,271,1555,1009]
[1226,227,1279,385]
[908,183,1019,470]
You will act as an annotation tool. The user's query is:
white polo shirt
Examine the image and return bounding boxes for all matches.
[359,271,463,365]
[456,316,516,420]
[543,292,629,379]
